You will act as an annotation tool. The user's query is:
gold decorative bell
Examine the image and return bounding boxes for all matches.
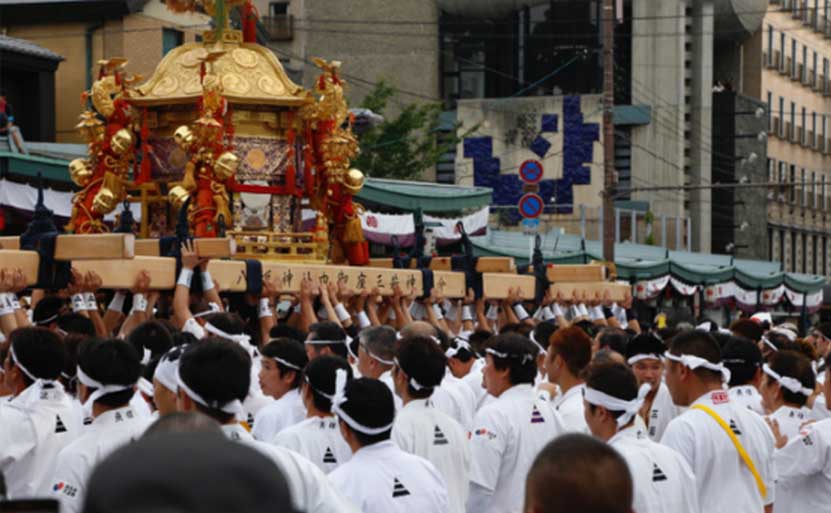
[214,151,240,181]
[75,112,105,143]
[342,168,365,195]
[168,185,191,209]
[68,159,94,187]
[174,125,195,150]
[91,186,118,215]
[110,129,135,155]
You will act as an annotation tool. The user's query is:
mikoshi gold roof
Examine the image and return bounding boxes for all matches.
[131,37,310,107]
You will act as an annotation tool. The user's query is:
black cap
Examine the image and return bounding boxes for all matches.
[82,432,298,513]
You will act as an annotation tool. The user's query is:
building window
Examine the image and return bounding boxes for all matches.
[792,40,798,77]
[767,91,773,129]
[814,50,819,80]
[791,101,796,138]
[791,232,797,272]
[802,107,807,144]
[823,174,827,209]
[780,230,786,267]
[269,1,289,15]
[790,165,797,203]
[812,171,817,207]
[162,28,183,56]
[824,114,828,151]
[801,168,807,206]
[814,235,819,274]
[803,234,808,273]
[769,227,774,261]
[781,32,786,56]
[803,45,808,80]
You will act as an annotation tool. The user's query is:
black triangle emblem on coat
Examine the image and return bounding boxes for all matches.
[392,478,410,498]
[530,405,545,424]
[433,426,449,445]
[55,415,67,433]
[652,463,667,482]
[729,419,742,436]
[323,446,337,464]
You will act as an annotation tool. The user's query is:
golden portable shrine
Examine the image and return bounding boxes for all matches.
[66,0,368,266]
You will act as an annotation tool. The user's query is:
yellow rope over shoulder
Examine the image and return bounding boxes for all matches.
[692,404,767,499]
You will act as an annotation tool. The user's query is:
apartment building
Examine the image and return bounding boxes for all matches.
[762,0,831,274]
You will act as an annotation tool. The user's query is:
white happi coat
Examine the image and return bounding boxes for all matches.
[272,416,352,473]
[661,390,776,513]
[392,398,470,513]
[50,405,151,513]
[609,425,700,513]
[0,382,83,498]
[329,440,448,513]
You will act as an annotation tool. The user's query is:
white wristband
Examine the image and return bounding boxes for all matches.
[85,292,97,311]
[109,291,126,313]
[335,303,351,322]
[541,306,556,321]
[486,304,499,320]
[177,268,194,288]
[132,293,148,314]
[201,270,215,291]
[462,305,475,322]
[72,294,86,313]
[578,304,590,317]
[551,303,565,318]
[388,309,397,321]
[258,298,273,319]
[591,306,605,321]
[0,293,14,316]
[513,304,530,321]
[432,303,444,320]
[358,311,371,328]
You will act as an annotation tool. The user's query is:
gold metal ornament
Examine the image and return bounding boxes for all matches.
[342,168,365,195]
[214,151,240,181]
[110,129,135,155]
[75,112,106,143]
[91,186,118,215]
[68,159,94,187]
[168,185,191,209]
[174,125,195,149]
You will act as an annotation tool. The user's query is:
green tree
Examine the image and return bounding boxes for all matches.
[353,81,472,181]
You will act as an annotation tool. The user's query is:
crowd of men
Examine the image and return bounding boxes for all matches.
[1,249,830,513]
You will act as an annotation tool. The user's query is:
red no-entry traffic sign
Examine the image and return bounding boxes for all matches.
[519,160,544,184]
[518,193,544,219]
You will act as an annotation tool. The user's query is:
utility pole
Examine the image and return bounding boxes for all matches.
[602,0,616,263]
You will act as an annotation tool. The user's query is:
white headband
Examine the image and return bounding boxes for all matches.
[770,328,797,342]
[305,338,346,345]
[393,357,441,391]
[193,302,221,319]
[270,356,303,371]
[485,347,535,365]
[762,364,813,396]
[331,369,394,435]
[627,353,662,365]
[664,352,731,384]
[35,313,59,325]
[77,366,135,408]
[153,348,183,394]
[11,344,57,386]
[584,383,652,428]
[305,374,335,401]
[445,338,472,358]
[359,339,395,366]
[529,332,548,355]
[696,321,712,332]
[761,336,779,353]
[141,347,152,366]
[175,367,243,415]
[203,323,252,347]
[345,335,359,360]
[137,377,154,397]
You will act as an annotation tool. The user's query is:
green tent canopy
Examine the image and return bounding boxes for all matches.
[471,228,827,294]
